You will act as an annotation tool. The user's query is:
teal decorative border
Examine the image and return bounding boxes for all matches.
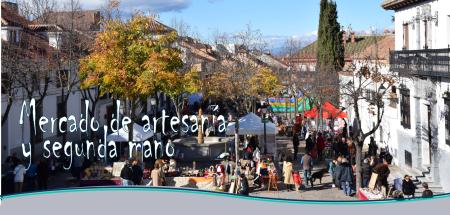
[1,187,448,205]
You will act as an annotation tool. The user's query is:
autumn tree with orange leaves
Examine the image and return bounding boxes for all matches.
[79,14,186,140]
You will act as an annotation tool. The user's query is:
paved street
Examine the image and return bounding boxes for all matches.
[250,137,356,200]
[20,136,435,201]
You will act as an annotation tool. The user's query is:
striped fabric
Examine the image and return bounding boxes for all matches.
[268,97,312,113]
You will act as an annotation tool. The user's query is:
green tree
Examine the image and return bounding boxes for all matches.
[314,0,344,127]
[316,0,343,71]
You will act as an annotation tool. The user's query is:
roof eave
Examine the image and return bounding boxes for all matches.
[381,0,424,10]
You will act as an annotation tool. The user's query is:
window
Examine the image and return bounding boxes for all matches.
[400,89,411,129]
[7,30,19,44]
[445,98,450,146]
[403,23,409,50]
[405,150,412,167]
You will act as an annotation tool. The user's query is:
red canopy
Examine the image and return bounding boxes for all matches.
[304,102,347,119]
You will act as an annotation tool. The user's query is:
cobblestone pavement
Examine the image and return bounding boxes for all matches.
[250,137,356,200]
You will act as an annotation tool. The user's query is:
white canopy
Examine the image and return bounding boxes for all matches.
[226,112,277,135]
[106,123,154,142]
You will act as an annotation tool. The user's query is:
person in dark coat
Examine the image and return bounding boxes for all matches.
[333,156,342,190]
[361,158,372,188]
[305,134,314,152]
[373,158,391,195]
[332,136,340,157]
[36,159,49,190]
[421,182,434,198]
[131,160,143,185]
[316,132,325,161]
[336,137,348,157]
[402,175,417,198]
[238,174,249,195]
[336,158,353,196]
[120,159,134,186]
[368,137,378,156]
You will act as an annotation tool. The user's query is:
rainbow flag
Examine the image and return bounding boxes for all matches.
[268,97,312,113]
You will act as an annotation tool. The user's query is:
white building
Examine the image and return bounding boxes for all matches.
[1,2,106,161]
[379,0,450,192]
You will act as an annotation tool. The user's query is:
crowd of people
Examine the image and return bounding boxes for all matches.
[2,153,50,194]
[2,111,437,201]
[286,114,435,199]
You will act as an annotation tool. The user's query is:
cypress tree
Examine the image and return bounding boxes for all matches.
[316,0,344,72]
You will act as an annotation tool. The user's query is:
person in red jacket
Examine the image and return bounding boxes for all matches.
[316,132,325,161]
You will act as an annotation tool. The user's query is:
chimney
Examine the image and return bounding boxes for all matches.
[1,1,18,12]
[350,32,356,44]
[342,30,347,47]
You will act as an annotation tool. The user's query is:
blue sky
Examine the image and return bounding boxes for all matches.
[80,0,394,50]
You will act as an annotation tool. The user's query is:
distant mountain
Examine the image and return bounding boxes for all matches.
[264,33,317,57]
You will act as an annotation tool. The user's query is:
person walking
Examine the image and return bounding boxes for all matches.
[151,162,164,186]
[13,160,27,193]
[329,158,338,188]
[333,156,343,189]
[301,151,313,187]
[347,138,356,164]
[305,134,314,153]
[373,158,391,196]
[402,175,417,198]
[25,162,37,191]
[336,158,353,196]
[316,132,325,161]
[338,137,348,157]
[283,157,295,191]
[131,160,143,185]
[292,133,300,160]
[37,159,49,190]
[368,137,378,156]
[120,159,134,186]
[361,158,372,188]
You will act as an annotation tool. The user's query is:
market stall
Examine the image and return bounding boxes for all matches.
[164,177,215,190]
[80,162,123,186]
[106,123,154,142]
[226,112,278,153]
[303,102,348,119]
[357,188,385,200]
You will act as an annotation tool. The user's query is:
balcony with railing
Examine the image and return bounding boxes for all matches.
[389,48,450,78]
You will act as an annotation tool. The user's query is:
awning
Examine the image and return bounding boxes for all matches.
[304,102,347,119]
[106,123,154,142]
[226,112,277,135]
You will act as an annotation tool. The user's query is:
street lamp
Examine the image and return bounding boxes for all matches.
[261,104,268,154]
[150,97,157,116]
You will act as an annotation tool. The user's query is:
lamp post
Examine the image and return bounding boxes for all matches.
[261,103,268,154]
[150,97,157,116]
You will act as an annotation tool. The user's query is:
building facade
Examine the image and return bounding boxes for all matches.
[1,2,102,160]
[381,0,450,192]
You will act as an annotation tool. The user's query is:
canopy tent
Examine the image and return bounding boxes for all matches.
[106,123,154,142]
[304,102,348,119]
[226,112,277,135]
